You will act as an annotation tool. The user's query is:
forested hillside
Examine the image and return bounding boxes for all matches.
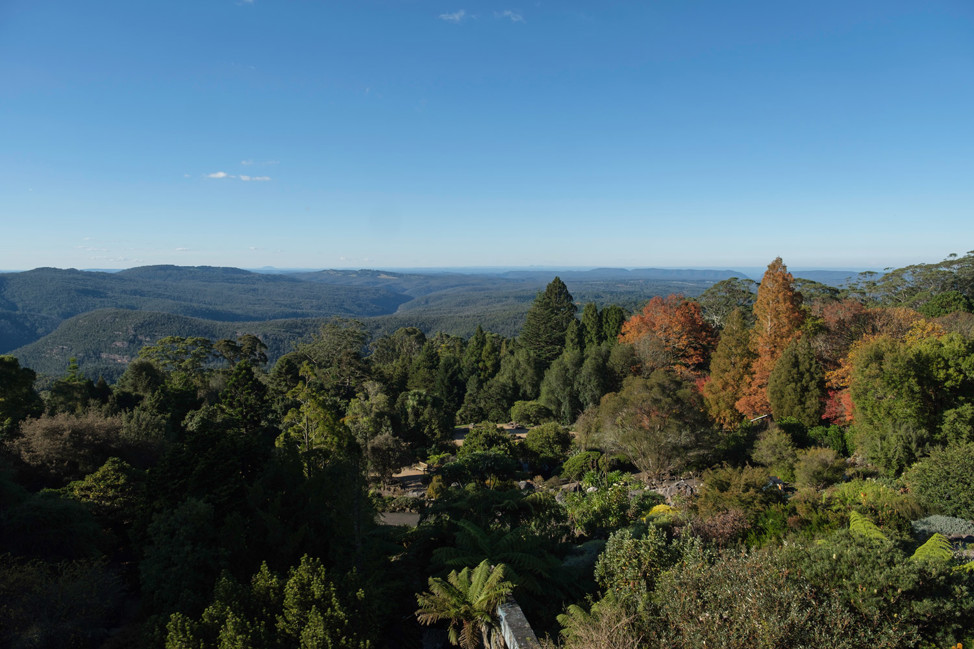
[0,266,409,352]
[3,265,747,380]
[2,252,973,649]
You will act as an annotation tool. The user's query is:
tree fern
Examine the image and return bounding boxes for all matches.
[432,520,558,595]
[955,561,974,573]
[848,511,887,542]
[911,532,953,562]
[415,560,513,649]
[556,603,594,639]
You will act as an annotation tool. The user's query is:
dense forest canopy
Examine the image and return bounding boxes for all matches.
[2,252,974,648]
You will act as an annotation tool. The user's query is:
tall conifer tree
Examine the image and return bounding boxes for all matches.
[581,302,603,348]
[702,308,755,428]
[520,277,577,367]
[736,258,804,417]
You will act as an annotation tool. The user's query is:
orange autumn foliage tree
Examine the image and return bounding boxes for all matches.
[735,258,804,418]
[618,294,716,376]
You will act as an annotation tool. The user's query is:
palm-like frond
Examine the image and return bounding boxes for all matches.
[849,511,887,542]
[432,520,560,595]
[415,560,513,649]
[911,532,953,562]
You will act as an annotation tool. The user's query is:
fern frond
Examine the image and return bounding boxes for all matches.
[557,603,594,638]
[849,511,887,542]
[911,532,953,562]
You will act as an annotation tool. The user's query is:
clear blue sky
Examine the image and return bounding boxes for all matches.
[2,0,972,271]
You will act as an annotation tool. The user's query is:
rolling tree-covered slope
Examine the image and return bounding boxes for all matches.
[2,265,745,378]
[0,266,411,353]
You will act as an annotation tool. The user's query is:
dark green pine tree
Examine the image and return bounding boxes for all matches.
[565,318,584,354]
[600,304,628,343]
[520,277,577,367]
[767,335,825,428]
[220,361,270,435]
[581,302,603,348]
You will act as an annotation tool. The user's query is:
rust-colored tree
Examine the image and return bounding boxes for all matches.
[618,294,716,376]
[735,258,804,418]
[702,308,755,428]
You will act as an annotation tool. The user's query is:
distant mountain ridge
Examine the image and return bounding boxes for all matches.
[2,264,867,380]
[0,265,409,353]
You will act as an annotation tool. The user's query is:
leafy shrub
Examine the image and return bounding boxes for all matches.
[649,543,906,649]
[594,524,678,612]
[564,482,663,538]
[439,451,519,487]
[60,456,147,535]
[695,464,784,522]
[561,450,602,481]
[788,487,845,536]
[808,424,849,456]
[780,530,974,646]
[510,400,553,426]
[691,508,751,547]
[918,290,972,318]
[522,422,572,472]
[751,426,797,481]
[905,441,974,519]
[747,504,793,546]
[793,446,846,489]
[825,479,922,535]
[912,515,974,541]
[426,475,447,500]
[457,422,513,457]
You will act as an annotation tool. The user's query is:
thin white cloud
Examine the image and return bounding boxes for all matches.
[241,160,254,166]
[175,247,190,252]
[498,9,524,22]
[205,168,271,181]
[439,9,465,22]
